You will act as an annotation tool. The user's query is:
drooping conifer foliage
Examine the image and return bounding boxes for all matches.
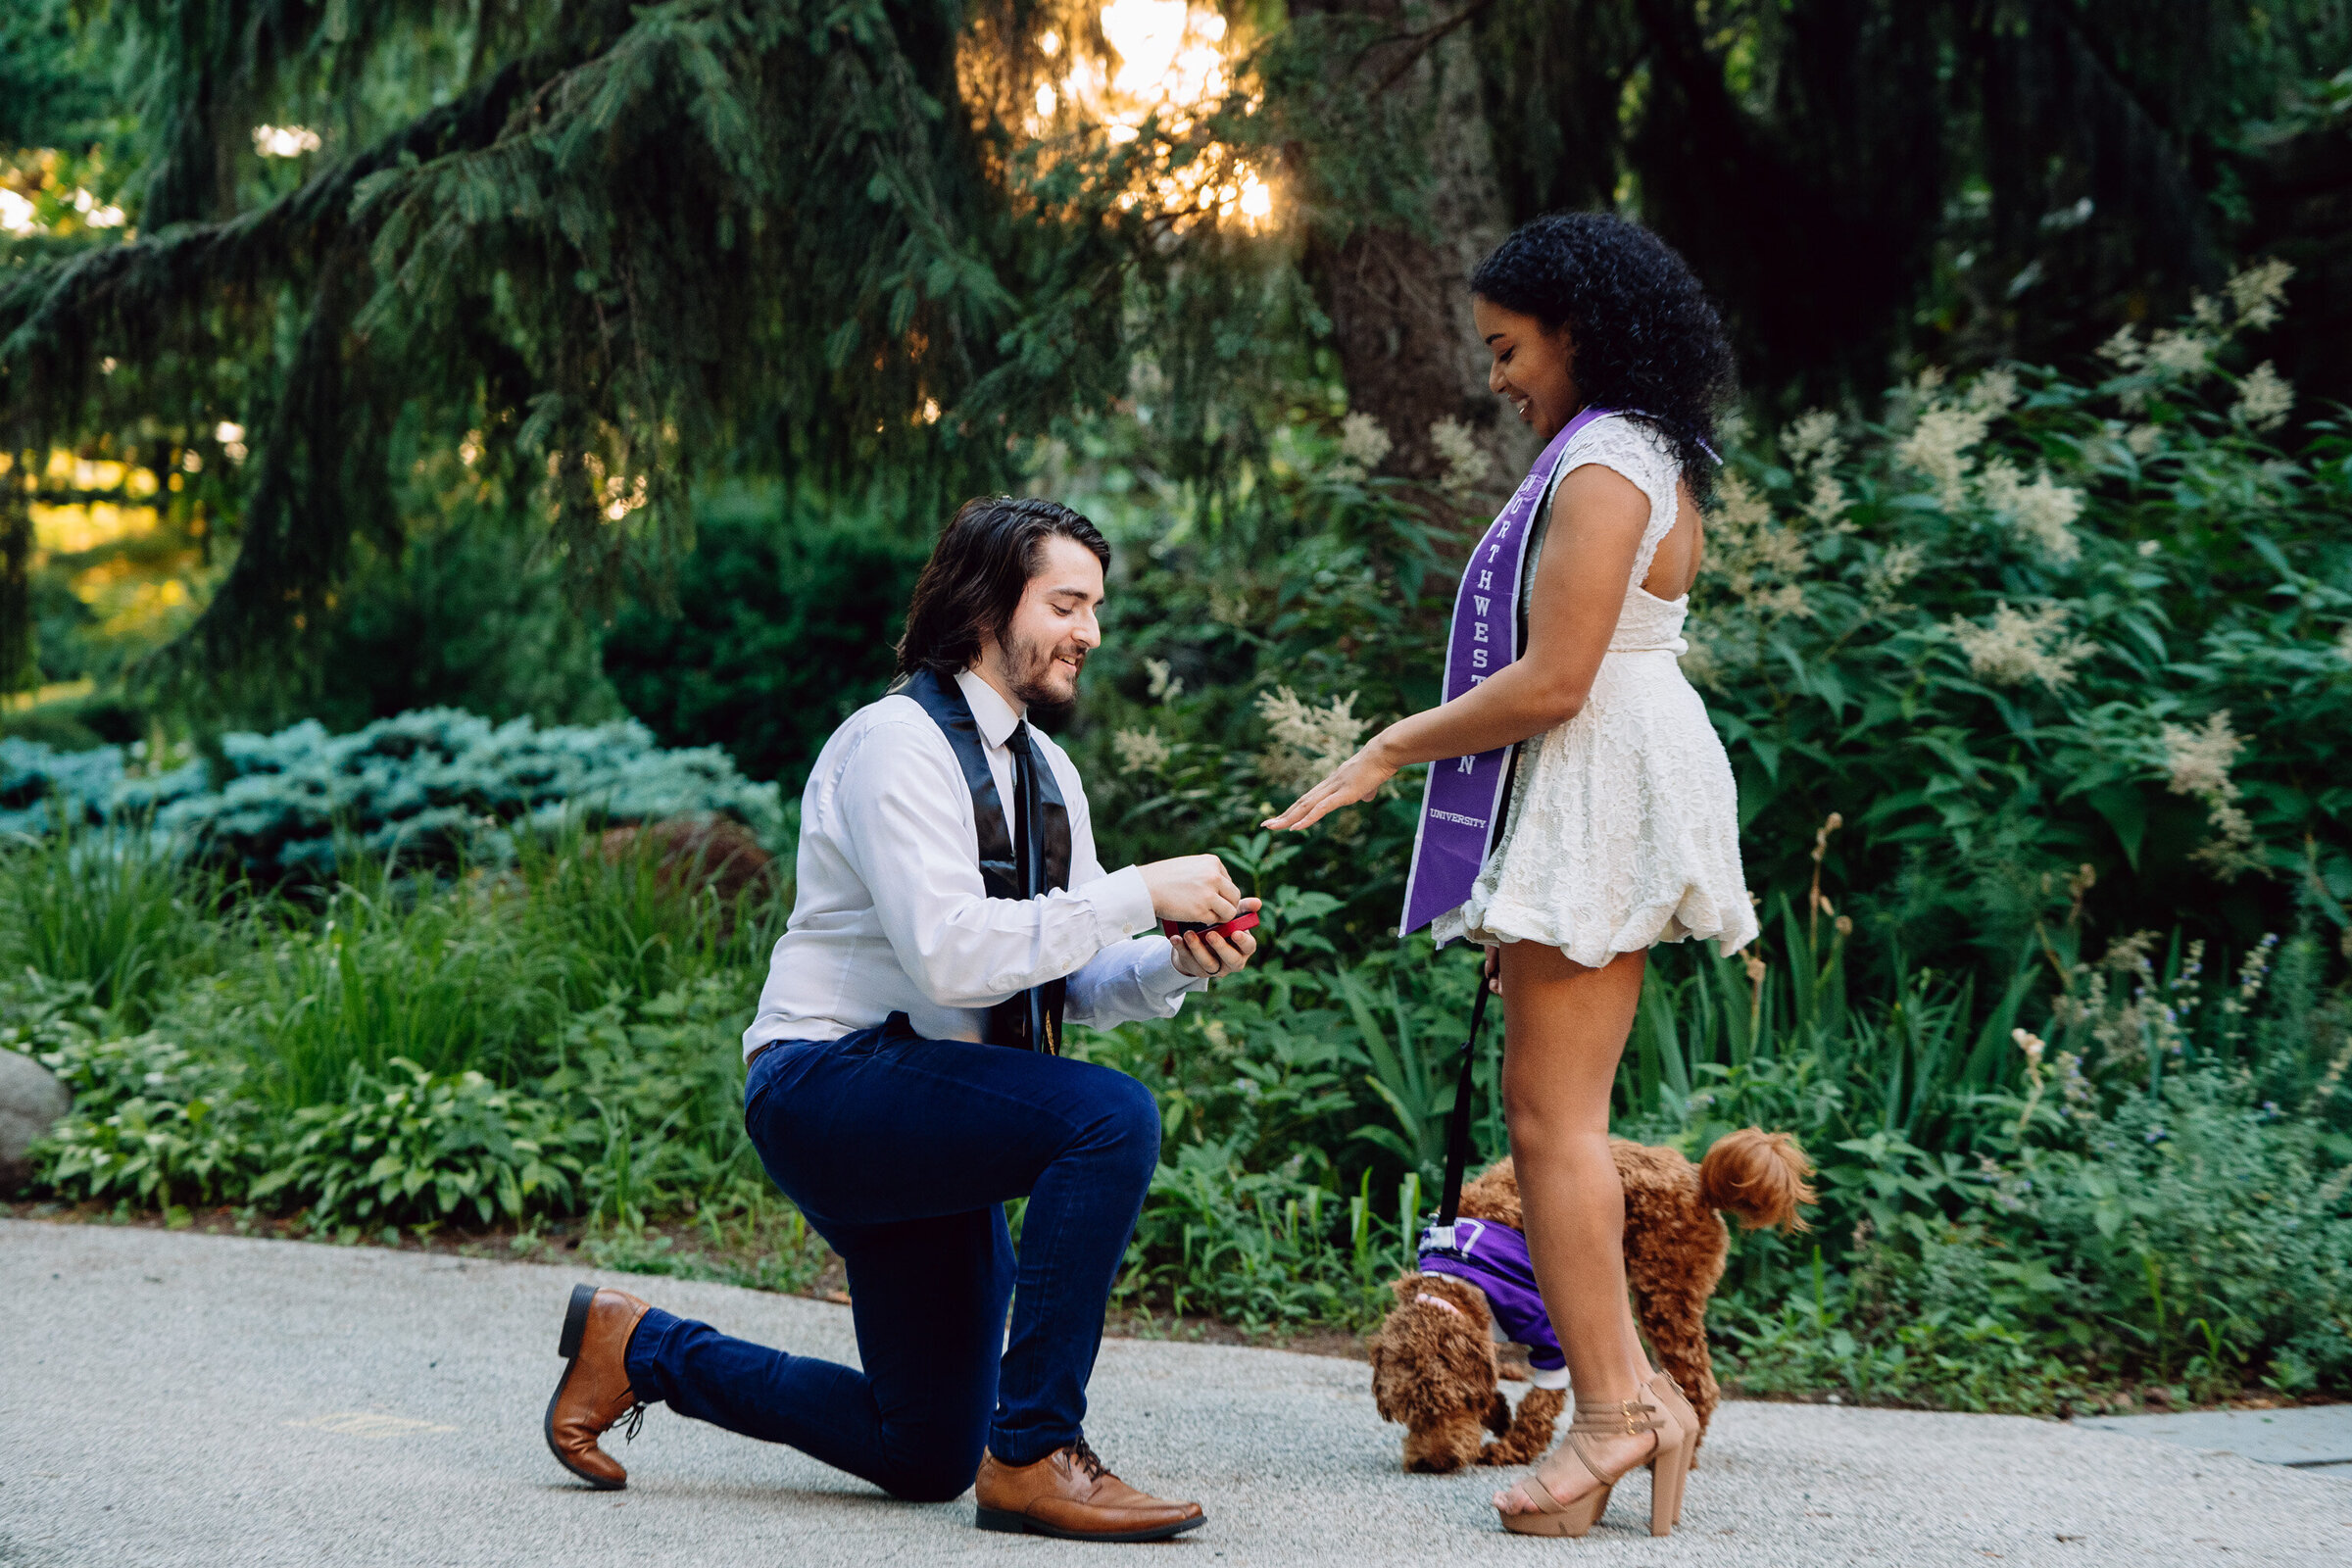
[3,0,2347,694]
[4,1,1064,689]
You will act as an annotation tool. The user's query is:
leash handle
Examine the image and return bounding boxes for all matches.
[1432,968,1492,1233]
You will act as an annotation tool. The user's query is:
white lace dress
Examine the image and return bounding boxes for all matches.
[1431,414,1758,966]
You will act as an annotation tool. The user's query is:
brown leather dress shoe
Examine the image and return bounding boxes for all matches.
[544,1284,653,1490]
[973,1439,1205,1542]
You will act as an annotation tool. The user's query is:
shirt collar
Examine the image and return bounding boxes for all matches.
[955,667,1023,749]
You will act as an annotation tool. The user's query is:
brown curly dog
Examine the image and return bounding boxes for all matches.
[1367,1129,1813,1473]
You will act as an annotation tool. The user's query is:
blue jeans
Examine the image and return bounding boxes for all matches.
[621,1012,1161,1500]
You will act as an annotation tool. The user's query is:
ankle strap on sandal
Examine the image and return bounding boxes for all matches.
[1559,1396,1664,1490]
[1570,1397,1662,1438]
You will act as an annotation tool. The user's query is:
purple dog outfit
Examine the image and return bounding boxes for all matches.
[1417,1217,1570,1390]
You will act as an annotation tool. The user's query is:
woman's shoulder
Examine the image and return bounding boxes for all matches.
[1563,410,1676,466]
[1557,411,1678,501]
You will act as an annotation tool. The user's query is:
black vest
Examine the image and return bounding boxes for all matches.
[895,668,1071,1053]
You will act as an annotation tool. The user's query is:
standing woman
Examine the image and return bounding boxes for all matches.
[1264,213,1755,1537]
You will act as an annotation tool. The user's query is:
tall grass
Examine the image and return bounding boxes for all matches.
[1620,895,2034,1152]
[221,875,576,1104]
[0,816,223,1023]
[1,813,784,1127]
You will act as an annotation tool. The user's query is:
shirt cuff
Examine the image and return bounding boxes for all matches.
[1083,864,1158,942]
[1142,932,1209,998]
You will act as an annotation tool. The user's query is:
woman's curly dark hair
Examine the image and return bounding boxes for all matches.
[1469,213,1737,501]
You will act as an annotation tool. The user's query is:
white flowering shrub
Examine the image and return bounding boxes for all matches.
[1428,416,1494,499]
[1946,602,2091,690]
[1322,412,1393,483]
[1686,260,2348,934]
[1252,686,1368,792]
[1110,725,1173,774]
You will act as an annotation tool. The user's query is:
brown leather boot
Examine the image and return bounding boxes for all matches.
[973,1439,1204,1542]
[543,1284,653,1490]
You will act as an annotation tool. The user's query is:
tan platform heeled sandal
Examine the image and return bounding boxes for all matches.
[1494,1396,1672,1538]
[1643,1370,1701,1534]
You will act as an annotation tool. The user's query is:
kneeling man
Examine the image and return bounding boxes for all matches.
[544,497,1257,1542]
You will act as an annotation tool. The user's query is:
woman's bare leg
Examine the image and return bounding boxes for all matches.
[1491,942,1653,1514]
[1483,948,1656,1391]
[1624,1300,1657,1387]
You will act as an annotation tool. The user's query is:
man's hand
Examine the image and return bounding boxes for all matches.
[1170,899,1262,980]
[1140,854,1244,925]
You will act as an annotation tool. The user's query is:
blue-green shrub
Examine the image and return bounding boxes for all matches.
[0,737,206,833]
[0,707,786,880]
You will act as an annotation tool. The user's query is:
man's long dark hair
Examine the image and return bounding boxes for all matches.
[895,496,1111,677]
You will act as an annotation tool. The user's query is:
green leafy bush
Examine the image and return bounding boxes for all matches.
[1712,1254,2095,1413]
[249,1059,596,1228]
[2007,1073,2352,1389]
[601,490,931,789]
[270,495,627,737]
[1717,1064,2352,1409]
[546,975,774,1223]
[1118,1139,1420,1331]
[30,1016,264,1208]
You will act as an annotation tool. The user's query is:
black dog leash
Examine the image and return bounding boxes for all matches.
[1422,965,1493,1253]
[1424,747,1514,1254]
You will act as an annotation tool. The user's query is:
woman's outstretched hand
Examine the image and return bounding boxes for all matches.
[1262,738,1398,832]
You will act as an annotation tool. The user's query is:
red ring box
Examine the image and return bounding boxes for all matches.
[1160,910,1262,940]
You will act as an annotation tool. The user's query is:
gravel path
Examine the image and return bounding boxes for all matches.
[4,1218,2345,1567]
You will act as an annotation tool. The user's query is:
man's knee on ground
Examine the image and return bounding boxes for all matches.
[875,1442,984,1503]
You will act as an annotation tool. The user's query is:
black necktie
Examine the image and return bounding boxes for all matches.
[1007,720,1053,1052]
[1009,719,1039,892]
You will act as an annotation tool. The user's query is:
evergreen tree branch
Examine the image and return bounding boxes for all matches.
[1369,0,1501,94]
[12,0,1041,685]
[1,57,543,436]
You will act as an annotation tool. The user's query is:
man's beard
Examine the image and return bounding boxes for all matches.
[1001,628,1083,722]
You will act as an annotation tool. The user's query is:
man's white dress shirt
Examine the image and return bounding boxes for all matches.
[744,669,1203,1055]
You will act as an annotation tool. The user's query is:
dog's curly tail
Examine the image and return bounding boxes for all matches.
[1698,1127,1816,1233]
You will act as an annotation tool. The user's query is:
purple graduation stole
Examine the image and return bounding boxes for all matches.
[1398,406,1613,937]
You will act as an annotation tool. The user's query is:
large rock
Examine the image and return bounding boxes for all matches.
[0,1048,71,1195]
[598,814,777,907]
